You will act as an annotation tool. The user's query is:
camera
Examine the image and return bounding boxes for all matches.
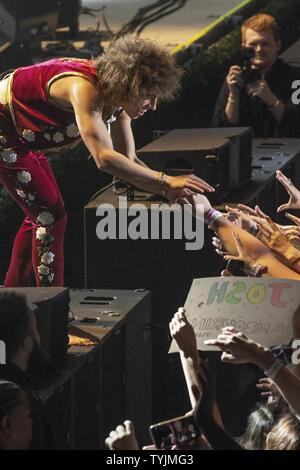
[149,414,200,450]
[240,46,262,85]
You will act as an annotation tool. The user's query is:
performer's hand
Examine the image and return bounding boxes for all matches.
[226,65,243,94]
[246,80,277,107]
[167,174,214,195]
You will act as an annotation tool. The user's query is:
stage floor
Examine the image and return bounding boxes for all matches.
[81,0,245,48]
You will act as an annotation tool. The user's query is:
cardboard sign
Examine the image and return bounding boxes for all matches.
[169,277,300,352]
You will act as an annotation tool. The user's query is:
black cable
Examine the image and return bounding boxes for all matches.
[116,0,188,37]
[137,1,187,35]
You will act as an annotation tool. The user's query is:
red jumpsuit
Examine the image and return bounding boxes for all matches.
[0,58,118,287]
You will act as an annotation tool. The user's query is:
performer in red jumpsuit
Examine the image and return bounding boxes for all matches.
[0,37,213,287]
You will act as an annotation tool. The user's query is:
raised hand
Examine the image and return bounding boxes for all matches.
[280,224,300,250]
[212,236,228,257]
[223,231,256,269]
[105,420,139,450]
[226,205,258,233]
[256,215,278,245]
[169,307,197,358]
[256,215,300,267]
[205,327,267,365]
[256,377,280,400]
[237,203,268,219]
[285,212,300,226]
[276,170,300,212]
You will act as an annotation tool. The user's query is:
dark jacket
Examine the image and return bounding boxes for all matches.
[212,59,300,138]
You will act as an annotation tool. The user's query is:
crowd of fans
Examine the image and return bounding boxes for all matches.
[105,169,300,451]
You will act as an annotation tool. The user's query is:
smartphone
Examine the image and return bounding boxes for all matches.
[226,259,245,276]
[149,414,199,450]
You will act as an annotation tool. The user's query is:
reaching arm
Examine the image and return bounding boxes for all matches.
[169,308,201,411]
[205,327,300,416]
[169,308,224,427]
[110,111,136,161]
[67,77,214,197]
[194,360,242,450]
[216,218,300,280]
[110,111,150,168]
[191,195,300,280]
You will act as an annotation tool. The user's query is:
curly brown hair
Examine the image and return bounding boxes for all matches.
[93,36,183,104]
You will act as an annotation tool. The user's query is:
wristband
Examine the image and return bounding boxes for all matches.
[157,171,169,196]
[157,171,167,185]
[204,209,223,228]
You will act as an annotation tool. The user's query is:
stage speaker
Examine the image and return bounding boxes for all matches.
[69,288,152,447]
[0,0,59,41]
[209,127,253,188]
[1,287,70,364]
[0,3,16,50]
[84,189,219,421]
[137,127,253,197]
[137,129,231,201]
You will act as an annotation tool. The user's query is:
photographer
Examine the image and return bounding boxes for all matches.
[212,14,300,137]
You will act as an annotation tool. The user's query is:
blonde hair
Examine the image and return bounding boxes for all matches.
[241,14,280,42]
[265,413,300,450]
[93,36,182,104]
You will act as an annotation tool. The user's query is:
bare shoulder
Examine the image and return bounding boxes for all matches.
[50,75,102,112]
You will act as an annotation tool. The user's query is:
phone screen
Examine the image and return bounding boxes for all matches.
[149,415,199,449]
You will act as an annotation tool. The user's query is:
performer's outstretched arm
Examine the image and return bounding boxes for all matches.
[110,111,149,168]
[66,77,214,199]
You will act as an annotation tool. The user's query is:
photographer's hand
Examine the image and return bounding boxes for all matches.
[246,80,275,105]
[225,66,242,124]
[246,80,285,122]
[226,65,243,94]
